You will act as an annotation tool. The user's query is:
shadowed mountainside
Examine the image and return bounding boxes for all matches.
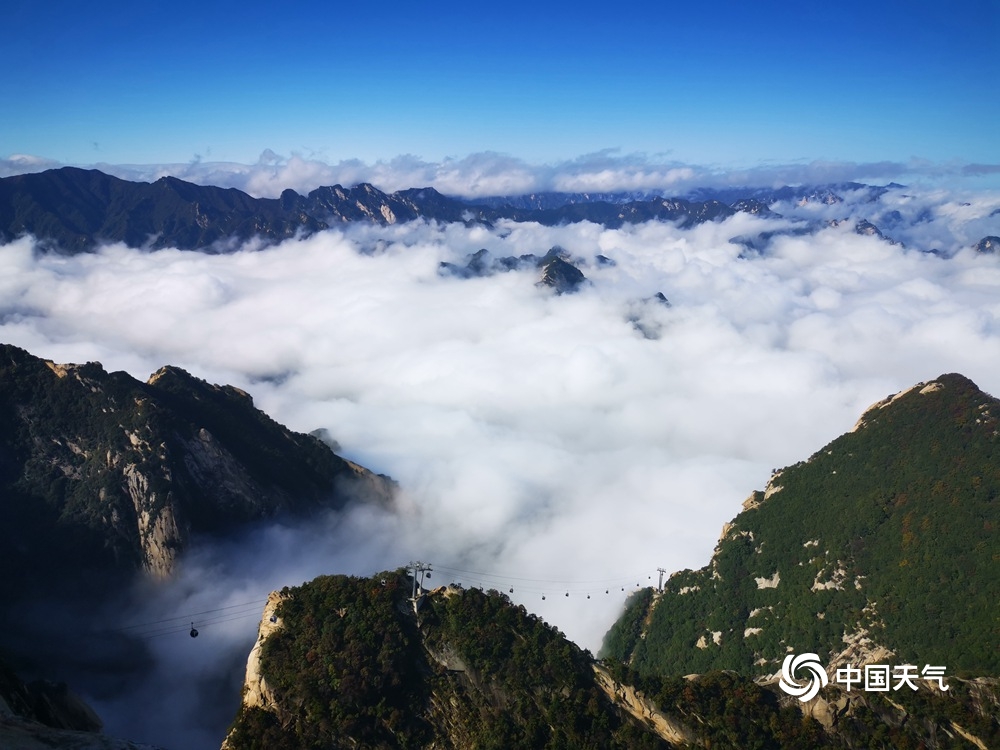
[0,342,395,588]
[0,168,872,252]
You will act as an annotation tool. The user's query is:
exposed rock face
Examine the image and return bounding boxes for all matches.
[0,343,395,586]
[763,674,999,747]
[853,218,894,242]
[438,245,590,293]
[537,254,587,294]
[827,621,895,672]
[592,664,697,746]
[123,464,183,577]
[233,592,288,718]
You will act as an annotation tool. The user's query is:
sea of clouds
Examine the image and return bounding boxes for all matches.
[1,182,998,748]
[6,149,1000,199]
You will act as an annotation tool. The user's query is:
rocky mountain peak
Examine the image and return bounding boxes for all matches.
[0,343,395,588]
[974,235,1000,254]
[223,572,678,748]
[538,254,587,294]
[603,374,1000,682]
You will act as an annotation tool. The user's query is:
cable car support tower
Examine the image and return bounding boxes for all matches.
[408,561,433,612]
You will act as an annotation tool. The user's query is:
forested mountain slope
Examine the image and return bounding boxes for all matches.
[603,374,999,680]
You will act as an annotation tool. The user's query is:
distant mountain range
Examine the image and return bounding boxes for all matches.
[0,168,930,254]
[469,182,898,211]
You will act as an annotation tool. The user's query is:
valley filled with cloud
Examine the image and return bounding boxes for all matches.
[1,183,999,746]
[3,0,997,744]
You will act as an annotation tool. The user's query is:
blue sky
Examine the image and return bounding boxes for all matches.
[2,0,998,185]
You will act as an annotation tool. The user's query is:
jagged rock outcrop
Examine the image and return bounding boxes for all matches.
[537,254,587,294]
[853,218,892,242]
[974,235,1000,254]
[763,675,1000,747]
[439,245,590,292]
[0,343,395,586]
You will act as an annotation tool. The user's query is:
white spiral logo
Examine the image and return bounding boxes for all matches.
[778,653,829,702]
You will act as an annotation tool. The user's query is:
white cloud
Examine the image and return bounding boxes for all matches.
[2,187,1000,748]
[6,150,1000,198]
[0,153,61,176]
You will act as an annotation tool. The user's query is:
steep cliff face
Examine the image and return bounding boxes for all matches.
[0,343,395,586]
[591,665,698,746]
[603,373,1000,681]
[236,591,288,717]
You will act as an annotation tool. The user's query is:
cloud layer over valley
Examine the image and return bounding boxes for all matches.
[2,185,999,747]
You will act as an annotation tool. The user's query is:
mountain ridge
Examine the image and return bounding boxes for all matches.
[0,167,903,253]
[222,574,675,749]
[602,373,1000,683]
[0,342,395,587]
[224,569,1000,749]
